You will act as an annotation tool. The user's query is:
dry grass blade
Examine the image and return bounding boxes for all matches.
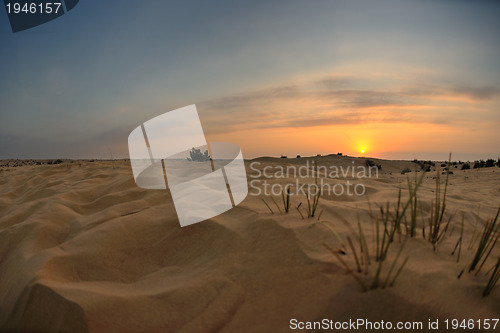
[475,231,499,276]
[407,171,418,237]
[316,221,345,248]
[483,257,500,297]
[296,202,304,219]
[323,243,368,292]
[457,215,464,263]
[261,197,274,214]
[469,205,500,272]
[347,236,362,273]
[371,260,384,289]
[270,196,282,214]
[390,256,409,287]
[358,217,371,266]
[468,220,479,250]
[317,209,324,221]
[382,238,408,288]
[281,187,291,213]
[429,153,452,250]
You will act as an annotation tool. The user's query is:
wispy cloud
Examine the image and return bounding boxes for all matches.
[317,90,412,108]
[450,85,500,101]
[401,83,500,101]
[202,85,301,110]
[200,74,497,134]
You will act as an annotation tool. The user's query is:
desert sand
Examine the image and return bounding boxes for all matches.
[0,156,499,332]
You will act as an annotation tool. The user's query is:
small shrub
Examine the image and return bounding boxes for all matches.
[461,163,470,170]
[414,159,435,171]
[401,167,412,175]
[187,148,210,162]
[485,159,495,168]
[365,159,382,170]
[473,160,485,169]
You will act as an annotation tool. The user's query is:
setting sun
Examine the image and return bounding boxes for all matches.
[361,149,365,154]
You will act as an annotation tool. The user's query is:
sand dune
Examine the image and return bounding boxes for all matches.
[0,156,499,332]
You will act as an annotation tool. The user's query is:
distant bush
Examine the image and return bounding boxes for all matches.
[401,167,412,175]
[473,160,485,169]
[365,159,382,170]
[365,159,375,167]
[187,148,210,162]
[461,163,470,170]
[485,159,495,168]
[468,158,500,169]
[414,159,435,171]
[296,155,301,158]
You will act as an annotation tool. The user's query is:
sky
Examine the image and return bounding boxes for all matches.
[1,0,499,161]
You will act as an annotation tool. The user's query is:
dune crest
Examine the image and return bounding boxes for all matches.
[1,158,499,332]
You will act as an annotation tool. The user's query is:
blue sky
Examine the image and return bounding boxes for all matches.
[1,0,499,160]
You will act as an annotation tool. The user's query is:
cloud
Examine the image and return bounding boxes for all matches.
[317,90,411,108]
[202,85,301,110]
[451,85,500,101]
[317,76,357,89]
[199,74,486,134]
[401,83,500,101]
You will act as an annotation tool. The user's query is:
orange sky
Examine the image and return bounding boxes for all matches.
[1,1,499,160]
[202,70,500,161]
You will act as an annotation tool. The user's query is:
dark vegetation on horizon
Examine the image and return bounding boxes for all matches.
[1,156,499,169]
[406,158,500,174]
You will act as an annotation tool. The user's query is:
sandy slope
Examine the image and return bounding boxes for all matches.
[0,156,499,332]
